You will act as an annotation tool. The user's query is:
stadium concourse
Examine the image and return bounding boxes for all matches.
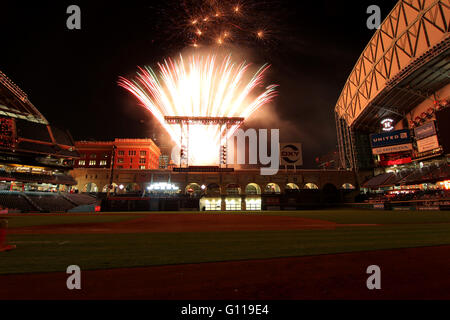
[335,0,450,209]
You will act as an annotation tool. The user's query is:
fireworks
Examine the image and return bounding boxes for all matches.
[153,0,280,50]
[118,54,277,165]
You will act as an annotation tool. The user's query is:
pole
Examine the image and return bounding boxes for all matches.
[180,122,183,169]
[187,122,190,168]
[107,145,116,197]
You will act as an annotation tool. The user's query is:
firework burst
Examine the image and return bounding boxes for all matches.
[118,54,278,165]
[152,0,281,51]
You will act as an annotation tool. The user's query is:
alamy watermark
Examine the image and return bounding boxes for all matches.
[66,5,81,30]
[66,265,81,290]
[367,5,381,30]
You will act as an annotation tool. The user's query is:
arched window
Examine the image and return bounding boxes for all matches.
[304,183,319,190]
[341,183,356,190]
[264,183,281,194]
[286,183,300,190]
[83,182,98,193]
[245,183,261,195]
[185,183,202,196]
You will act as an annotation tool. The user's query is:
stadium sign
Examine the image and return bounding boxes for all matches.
[381,118,395,132]
[372,143,413,155]
[280,143,303,166]
[414,122,436,140]
[416,135,440,153]
[370,129,411,148]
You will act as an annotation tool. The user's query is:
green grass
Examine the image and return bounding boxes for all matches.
[260,209,450,224]
[2,223,450,275]
[3,214,141,228]
[6,209,450,228]
[1,209,450,275]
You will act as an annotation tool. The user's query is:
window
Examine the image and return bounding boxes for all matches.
[118,150,124,156]
[102,153,109,158]
[205,200,221,211]
[89,160,96,166]
[139,158,146,164]
[245,199,261,211]
[117,158,124,163]
[130,158,133,163]
[129,150,136,156]
[226,200,242,211]
[140,165,146,170]
[78,160,86,166]
[90,154,97,159]
[80,154,86,158]
[99,160,107,166]
[140,151,146,156]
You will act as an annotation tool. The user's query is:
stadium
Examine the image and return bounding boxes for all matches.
[335,0,450,208]
[1,0,450,301]
[0,70,97,213]
[0,69,358,213]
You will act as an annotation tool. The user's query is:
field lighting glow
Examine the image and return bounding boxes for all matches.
[119,54,277,165]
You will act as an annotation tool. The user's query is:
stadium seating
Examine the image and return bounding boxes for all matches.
[64,193,97,206]
[0,191,98,212]
[26,193,74,212]
[362,173,393,188]
[0,191,37,212]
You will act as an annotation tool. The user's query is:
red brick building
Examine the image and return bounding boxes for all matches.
[74,138,161,170]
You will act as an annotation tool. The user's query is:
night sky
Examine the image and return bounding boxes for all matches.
[0,0,398,167]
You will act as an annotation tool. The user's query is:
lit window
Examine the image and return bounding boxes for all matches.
[99,160,107,166]
[78,160,86,166]
[117,158,124,163]
[89,160,96,166]
[140,165,146,170]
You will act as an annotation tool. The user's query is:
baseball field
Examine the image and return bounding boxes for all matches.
[1,209,450,300]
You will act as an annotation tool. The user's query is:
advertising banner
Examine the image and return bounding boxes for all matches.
[370,129,411,148]
[414,122,436,140]
[280,143,303,166]
[372,143,413,155]
[417,135,440,153]
[379,157,412,166]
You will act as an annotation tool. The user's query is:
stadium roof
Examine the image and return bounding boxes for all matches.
[0,70,48,124]
[335,0,450,130]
